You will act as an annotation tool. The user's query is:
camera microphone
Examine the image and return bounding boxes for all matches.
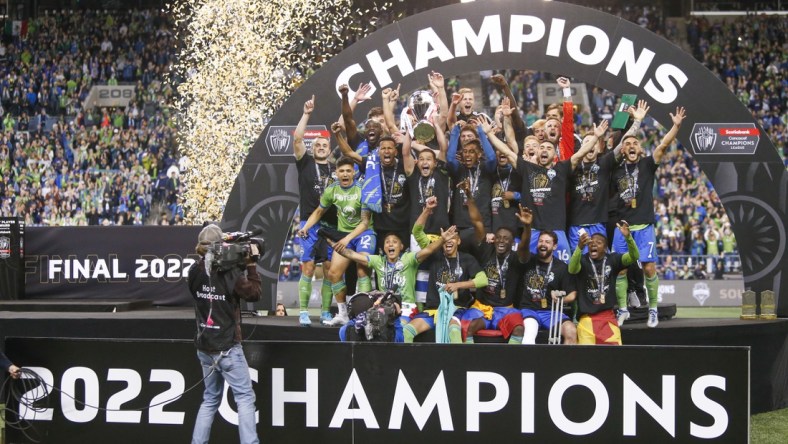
[222,228,263,242]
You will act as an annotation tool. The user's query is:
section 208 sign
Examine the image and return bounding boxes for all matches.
[6,338,748,443]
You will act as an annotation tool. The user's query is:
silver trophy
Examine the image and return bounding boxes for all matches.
[408,90,436,143]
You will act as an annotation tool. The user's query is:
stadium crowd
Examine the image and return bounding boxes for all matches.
[0,9,184,226]
[0,4,785,285]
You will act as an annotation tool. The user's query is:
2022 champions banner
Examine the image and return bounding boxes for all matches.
[221,0,787,314]
[5,338,749,443]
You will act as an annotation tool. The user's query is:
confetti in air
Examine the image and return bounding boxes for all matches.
[170,0,389,223]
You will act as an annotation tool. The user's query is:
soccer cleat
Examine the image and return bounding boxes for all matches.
[299,311,311,327]
[320,311,333,324]
[327,313,349,326]
[617,308,630,327]
[647,308,659,328]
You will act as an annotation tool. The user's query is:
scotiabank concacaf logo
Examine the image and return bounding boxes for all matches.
[693,127,716,152]
[689,123,760,155]
[265,126,294,156]
[0,236,10,259]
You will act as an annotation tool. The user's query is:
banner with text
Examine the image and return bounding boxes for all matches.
[24,226,201,306]
[658,279,745,307]
[223,0,787,316]
[5,338,749,444]
[83,85,137,108]
[0,217,24,299]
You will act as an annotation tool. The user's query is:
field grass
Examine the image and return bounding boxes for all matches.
[752,408,788,443]
[675,306,741,318]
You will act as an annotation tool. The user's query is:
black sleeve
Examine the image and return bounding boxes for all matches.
[234,265,263,302]
[0,351,12,371]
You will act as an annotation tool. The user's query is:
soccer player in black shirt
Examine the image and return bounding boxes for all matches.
[447,120,497,248]
[339,132,411,249]
[294,95,336,326]
[484,110,607,262]
[456,179,525,344]
[569,100,650,252]
[403,203,488,343]
[612,107,686,328]
[569,222,638,345]
[516,215,578,345]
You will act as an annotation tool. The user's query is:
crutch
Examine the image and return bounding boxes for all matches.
[548,291,565,345]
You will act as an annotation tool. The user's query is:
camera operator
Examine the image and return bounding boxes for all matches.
[188,224,261,444]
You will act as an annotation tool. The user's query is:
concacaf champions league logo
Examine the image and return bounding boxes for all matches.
[693,126,717,152]
[0,236,10,259]
[265,127,293,156]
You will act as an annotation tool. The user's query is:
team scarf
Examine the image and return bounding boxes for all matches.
[435,286,458,343]
[360,139,383,213]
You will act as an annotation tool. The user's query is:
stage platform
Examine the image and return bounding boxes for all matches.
[0,304,786,414]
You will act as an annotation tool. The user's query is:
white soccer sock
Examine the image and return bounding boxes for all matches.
[338,302,347,317]
[523,318,539,344]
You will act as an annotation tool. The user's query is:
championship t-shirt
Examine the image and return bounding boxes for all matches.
[407,161,451,235]
[491,165,522,233]
[296,155,337,226]
[473,242,520,307]
[450,164,493,231]
[367,252,421,304]
[568,151,615,225]
[425,251,483,309]
[517,257,575,310]
[575,253,626,315]
[374,161,410,232]
[516,158,572,231]
[319,182,374,232]
[611,156,658,225]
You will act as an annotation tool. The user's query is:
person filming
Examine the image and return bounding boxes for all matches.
[187,224,262,444]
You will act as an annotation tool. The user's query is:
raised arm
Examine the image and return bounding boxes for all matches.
[556,77,576,161]
[457,179,485,245]
[432,113,448,163]
[447,122,462,172]
[568,233,587,274]
[412,196,437,250]
[476,120,498,173]
[339,84,360,147]
[653,107,686,164]
[570,119,609,169]
[447,92,461,128]
[613,99,649,161]
[393,130,414,175]
[481,118,517,166]
[429,72,449,132]
[516,204,533,263]
[416,225,456,262]
[331,122,363,164]
[500,98,519,154]
[294,95,314,161]
[618,221,640,266]
[381,84,401,135]
[491,74,527,141]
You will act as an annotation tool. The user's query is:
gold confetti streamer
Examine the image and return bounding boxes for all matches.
[169,0,389,223]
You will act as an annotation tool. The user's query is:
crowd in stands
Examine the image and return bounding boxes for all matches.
[0,9,184,226]
[1,4,785,282]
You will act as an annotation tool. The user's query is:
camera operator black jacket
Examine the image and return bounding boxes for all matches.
[188,259,262,352]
